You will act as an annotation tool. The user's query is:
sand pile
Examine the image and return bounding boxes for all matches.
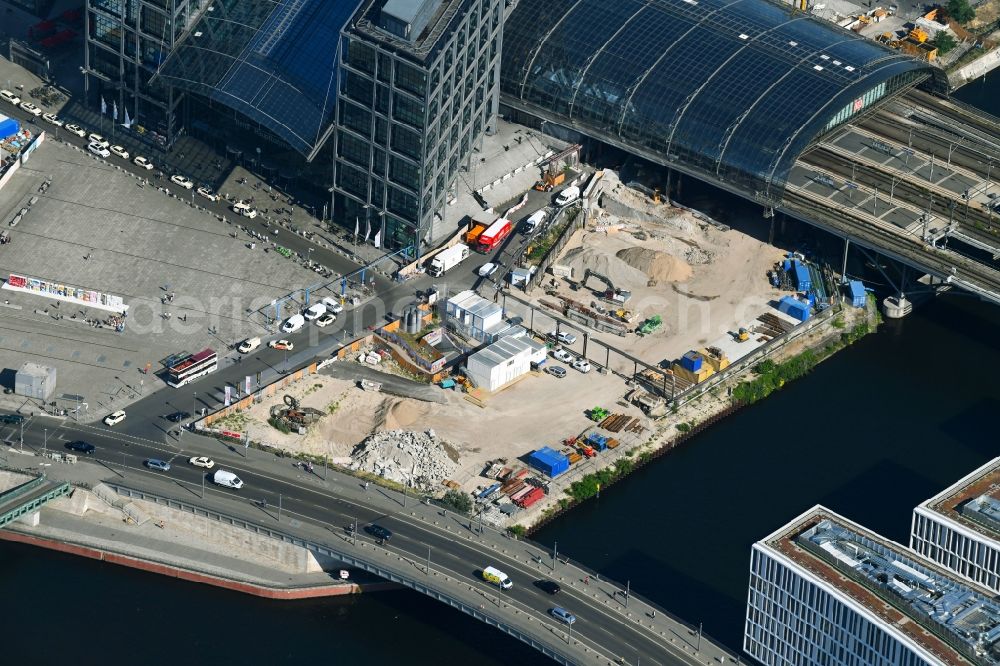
[616,247,692,283]
[379,398,427,430]
[563,246,650,291]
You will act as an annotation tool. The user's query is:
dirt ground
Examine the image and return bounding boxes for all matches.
[541,174,786,364]
[218,360,646,491]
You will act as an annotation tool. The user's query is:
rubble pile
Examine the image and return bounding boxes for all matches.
[349,429,458,490]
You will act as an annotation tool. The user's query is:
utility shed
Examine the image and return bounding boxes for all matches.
[527,446,569,478]
[446,289,508,342]
[380,0,443,41]
[847,280,866,308]
[15,362,56,400]
[465,335,546,392]
[0,114,18,141]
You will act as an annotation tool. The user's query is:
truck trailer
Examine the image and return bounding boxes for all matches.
[476,217,512,253]
[428,243,470,277]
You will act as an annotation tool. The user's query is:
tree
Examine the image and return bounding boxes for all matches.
[947,0,976,24]
[441,489,472,514]
[933,31,959,54]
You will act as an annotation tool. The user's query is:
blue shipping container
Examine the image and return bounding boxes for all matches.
[527,446,570,478]
[0,115,18,141]
[778,295,811,322]
[847,280,866,308]
[680,351,703,372]
[791,261,812,291]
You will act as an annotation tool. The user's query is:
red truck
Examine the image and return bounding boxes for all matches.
[476,217,512,253]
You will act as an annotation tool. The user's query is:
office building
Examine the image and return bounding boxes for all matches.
[333,0,504,251]
[912,457,1000,595]
[747,505,1000,666]
[85,0,205,149]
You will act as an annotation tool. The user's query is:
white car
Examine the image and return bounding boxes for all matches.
[552,348,573,363]
[478,262,498,278]
[315,313,336,327]
[170,174,194,189]
[64,123,86,138]
[232,201,257,218]
[196,186,218,202]
[109,145,129,159]
[88,133,109,148]
[103,410,127,426]
[550,330,577,345]
[188,456,216,469]
[19,101,41,116]
[41,112,63,127]
[321,297,344,314]
[88,142,111,158]
[268,339,294,351]
[0,89,20,105]
[572,358,592,373]
[133,155,154,170]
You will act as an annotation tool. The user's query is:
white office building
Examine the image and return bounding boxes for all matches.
[445,290,512,342]
[746,505,1000,666]
[911,457,1000,594]
[465,332,546,392]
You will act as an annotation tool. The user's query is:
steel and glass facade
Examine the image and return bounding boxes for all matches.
[500,0,945,202]
[333,0,504,252]
[85,0,204,148]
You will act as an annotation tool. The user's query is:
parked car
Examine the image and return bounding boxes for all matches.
[545,366,567,379]
[88,133,108,148]
[133,155,154,170]
[145,459,171,472]
[196,186,218,202]
[188,456,215,469]
[41,112,63,127]
[170,174,194,189]
[535,580,562,595]
[109,144,129,159]
[103,409,126,426]
[364,524,392,543]
[0,413,25,424]
[315,313,336,327]
[550,607,576,625]
[552,348,573,363]
[19,101,41,116]
[321,297,344,314]
[65,440,95,454]
[269,339,294,351]
[88,142,110,158]
[281,313,305,333]
[64,123,86,138]
[478,262,498,278]
[572,358,592,373]
[549,330,577,345]
[166,411,191,423]
[0,89,21,105]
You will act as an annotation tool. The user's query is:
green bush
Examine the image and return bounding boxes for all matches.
[933,32,958,54]
[268,416,291,434]
[441,489,473,514]
[947,0,975,23]
[508,524,527,538]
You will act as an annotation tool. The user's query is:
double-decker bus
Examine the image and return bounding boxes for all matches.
[166,348,217,388]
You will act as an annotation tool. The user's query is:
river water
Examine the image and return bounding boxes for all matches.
[2,80,998,665]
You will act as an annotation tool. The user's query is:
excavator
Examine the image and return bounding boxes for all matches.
[583,268,632,305]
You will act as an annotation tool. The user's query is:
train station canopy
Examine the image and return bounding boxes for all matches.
[500,0,945,200]
[156,0,362,158]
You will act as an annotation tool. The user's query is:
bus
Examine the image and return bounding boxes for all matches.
[166,348,218,388]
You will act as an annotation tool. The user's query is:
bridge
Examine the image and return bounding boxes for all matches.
[0,475,71,529]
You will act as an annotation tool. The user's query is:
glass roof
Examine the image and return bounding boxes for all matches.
[156,0,362,157]
[501,0,943,198]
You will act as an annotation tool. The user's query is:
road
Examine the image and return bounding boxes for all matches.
[2,413,736,666]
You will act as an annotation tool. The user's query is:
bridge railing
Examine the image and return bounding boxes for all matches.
[107,484,617,665]
[0,474,47,505]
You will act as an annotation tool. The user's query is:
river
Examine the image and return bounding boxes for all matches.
[2,77,998,665]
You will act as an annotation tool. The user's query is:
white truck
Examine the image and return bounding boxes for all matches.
[428,243,470,277]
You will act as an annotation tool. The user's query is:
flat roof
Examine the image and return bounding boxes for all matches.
[919,457,1000,544]
[760,506,1000,665]
[470,335,544,368]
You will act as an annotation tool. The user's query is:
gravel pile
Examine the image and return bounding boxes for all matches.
[349,429,458,491]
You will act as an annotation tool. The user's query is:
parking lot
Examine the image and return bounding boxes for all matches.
[0,136,326,415]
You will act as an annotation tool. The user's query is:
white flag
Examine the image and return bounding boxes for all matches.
[112,101,118,121]
[122,107,132,129]
[100,96,107,115]
[364,217,371,242]
[373,229,381,248]
[354,216,359,236]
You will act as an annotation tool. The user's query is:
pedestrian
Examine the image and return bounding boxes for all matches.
[364,481,370,492]
[584,576,590,585]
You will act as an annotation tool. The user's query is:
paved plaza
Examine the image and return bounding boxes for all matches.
[0,137,326,417]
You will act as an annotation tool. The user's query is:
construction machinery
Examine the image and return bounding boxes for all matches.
[588,406,610,422]
[269,395,325,431]
[626,388,667,417]
[733,327,750,342]
[637,315,662,336]
[583,269,632,305]
[533,169,565,192]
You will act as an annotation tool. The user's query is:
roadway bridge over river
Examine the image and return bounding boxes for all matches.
[0,475,70,529]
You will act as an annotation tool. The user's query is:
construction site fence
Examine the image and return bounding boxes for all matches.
[527,205,585,292]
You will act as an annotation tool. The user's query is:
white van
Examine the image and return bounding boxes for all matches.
[281,313,305,333]
[524,209,547,233]
[555,186,581,207]
[482,565,513,590]
[321,296,345,314]
[212,469,243,489]
[238,337,261,353]
[232,201,258,219]
[303,303,327,321]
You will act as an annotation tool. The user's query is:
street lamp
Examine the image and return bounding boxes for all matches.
[193,391,197,418]
[43,428,47,454]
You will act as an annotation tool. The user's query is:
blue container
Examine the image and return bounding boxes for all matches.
[587,433,608,451]
[527,446,569,478]
[778,295,811,322]
[805,292,816,307]
[847,280,866,308]
[782,259,792,272]
[680,351,703,372]
[0,115,18,141]
[791,261,812,291]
